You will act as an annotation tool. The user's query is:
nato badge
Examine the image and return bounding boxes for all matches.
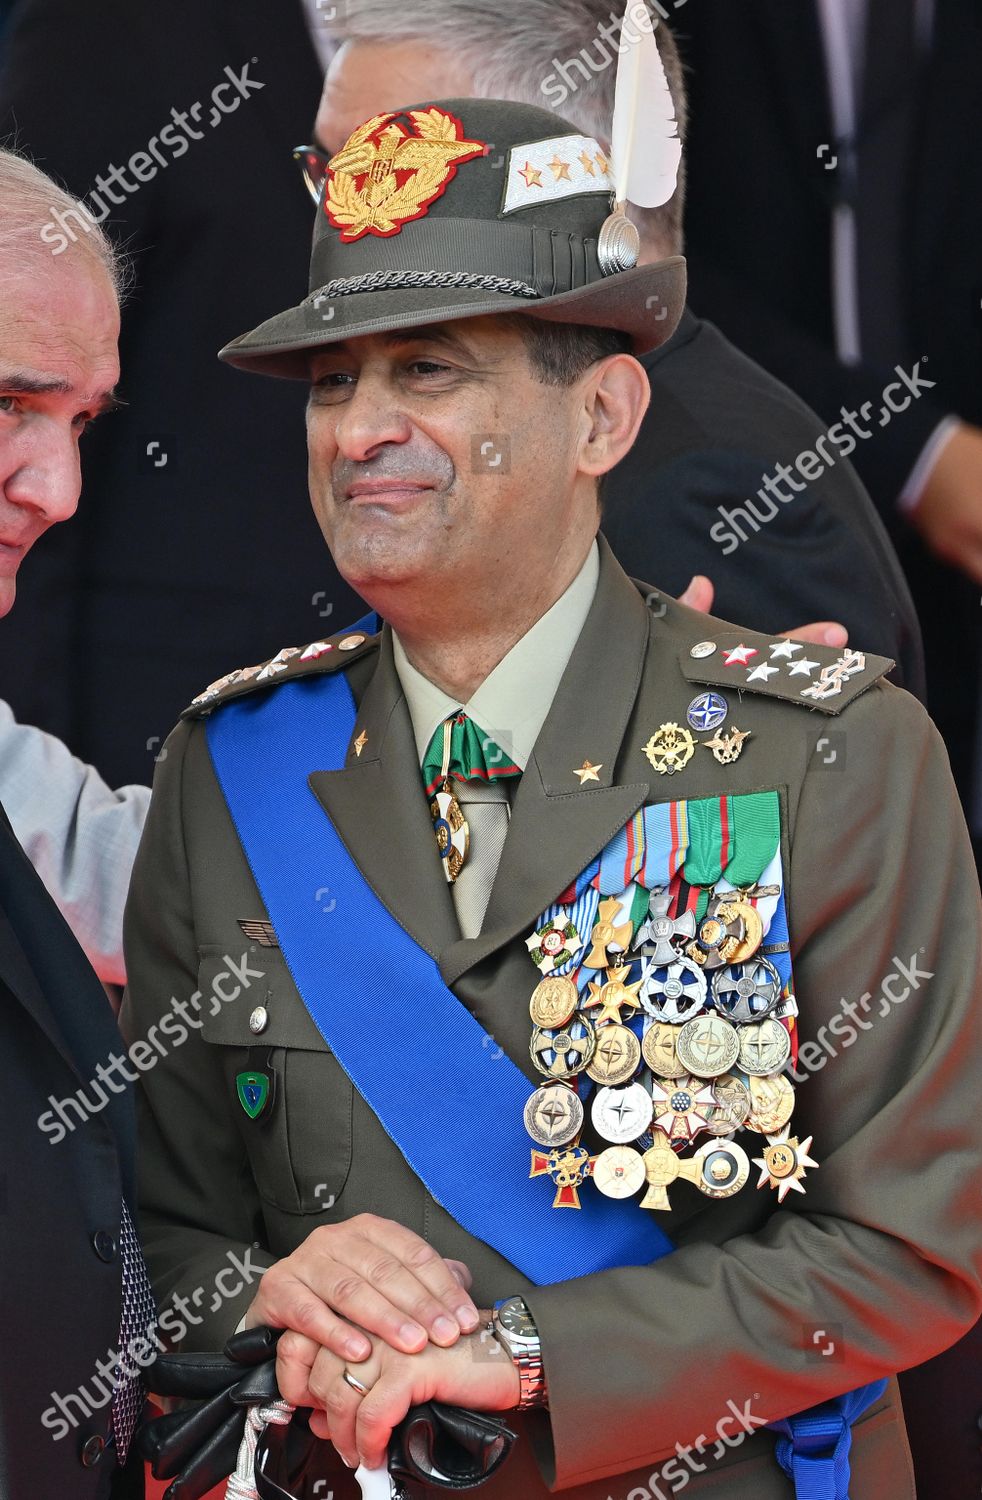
[686,691,728,732]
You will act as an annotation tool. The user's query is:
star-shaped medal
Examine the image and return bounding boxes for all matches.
[650,1076,717,1142]
[573,759,602,784]
[752,1129,818,1202]
[582,965,643,1025]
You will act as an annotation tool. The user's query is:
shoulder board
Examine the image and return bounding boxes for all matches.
[679,629,893,716]
[182,626,380,720]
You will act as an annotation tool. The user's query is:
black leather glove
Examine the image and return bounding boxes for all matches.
[139,1325,282,1500]
[389,1402,515,1488]
[139,1326,515,1499]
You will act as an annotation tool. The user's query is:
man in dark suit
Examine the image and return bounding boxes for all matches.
[672,0,982,826]
[312,3,925,695]
[0,148,151,1498]
[0,0,363,788]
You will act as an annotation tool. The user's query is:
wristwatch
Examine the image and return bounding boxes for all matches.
[491,1295,547,1409]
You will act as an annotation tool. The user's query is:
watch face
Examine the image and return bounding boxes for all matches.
[498,1296,536,1337]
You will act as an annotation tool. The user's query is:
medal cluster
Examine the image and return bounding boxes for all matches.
[524,886,817,1212]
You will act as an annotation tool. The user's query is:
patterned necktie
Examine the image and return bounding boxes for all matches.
[112,1199,157,1463]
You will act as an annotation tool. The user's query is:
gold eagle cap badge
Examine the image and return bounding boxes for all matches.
[324,107,489,242]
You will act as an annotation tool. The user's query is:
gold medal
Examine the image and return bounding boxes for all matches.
[702,727,751,765]
[585,1024,642,1087]
[643,722,695,775]
[725,901,764,962]
[746,1073,796,1134]
[529,976,578,1029]
[430,718,469,882]
[640,1135,702,1211]
[705,1073,751,1136]
[691,1139,751,1199]
[582,966,643,1025]
[583,898,633,969]
[430,785,469,881]
[641,1021,688,1079]
[685,900,746,970]
[676,1013,741,1078]
[752,1130,818,1201]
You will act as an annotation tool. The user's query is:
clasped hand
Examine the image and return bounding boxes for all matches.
[243,1213,520,1469]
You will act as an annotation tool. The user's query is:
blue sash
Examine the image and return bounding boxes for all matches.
[206,662,885,1498]
[207,670,672,1283]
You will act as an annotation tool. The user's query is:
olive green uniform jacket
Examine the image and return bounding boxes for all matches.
[121,539,982,1498]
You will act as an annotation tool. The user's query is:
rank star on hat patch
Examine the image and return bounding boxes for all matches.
[324,107,488,242]
[503,133,614,213]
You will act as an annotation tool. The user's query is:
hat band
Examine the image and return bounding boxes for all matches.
[307,217,603,302]
[305,268,539,303]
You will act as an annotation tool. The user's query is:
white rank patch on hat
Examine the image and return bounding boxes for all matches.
[501,134,614,215]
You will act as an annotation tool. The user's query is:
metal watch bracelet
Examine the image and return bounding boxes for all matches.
[490,1304,548,1410]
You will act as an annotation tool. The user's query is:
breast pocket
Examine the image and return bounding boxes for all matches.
[197,946,353,1217]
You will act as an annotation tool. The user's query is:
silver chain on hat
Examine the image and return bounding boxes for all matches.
[304,269,540,302]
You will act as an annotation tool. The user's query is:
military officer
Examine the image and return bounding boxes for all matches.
[121,96,982,1499]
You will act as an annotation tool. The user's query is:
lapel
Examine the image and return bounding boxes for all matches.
[0,905,78,1078]
[442,538,651,985]
[308,634,461,963]
[0,809,84,1081]
[309,542,652,981]
[0,808,136,1197]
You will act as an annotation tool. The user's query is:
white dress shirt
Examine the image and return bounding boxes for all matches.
[0,700,149,985]
[393,542,600,774]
